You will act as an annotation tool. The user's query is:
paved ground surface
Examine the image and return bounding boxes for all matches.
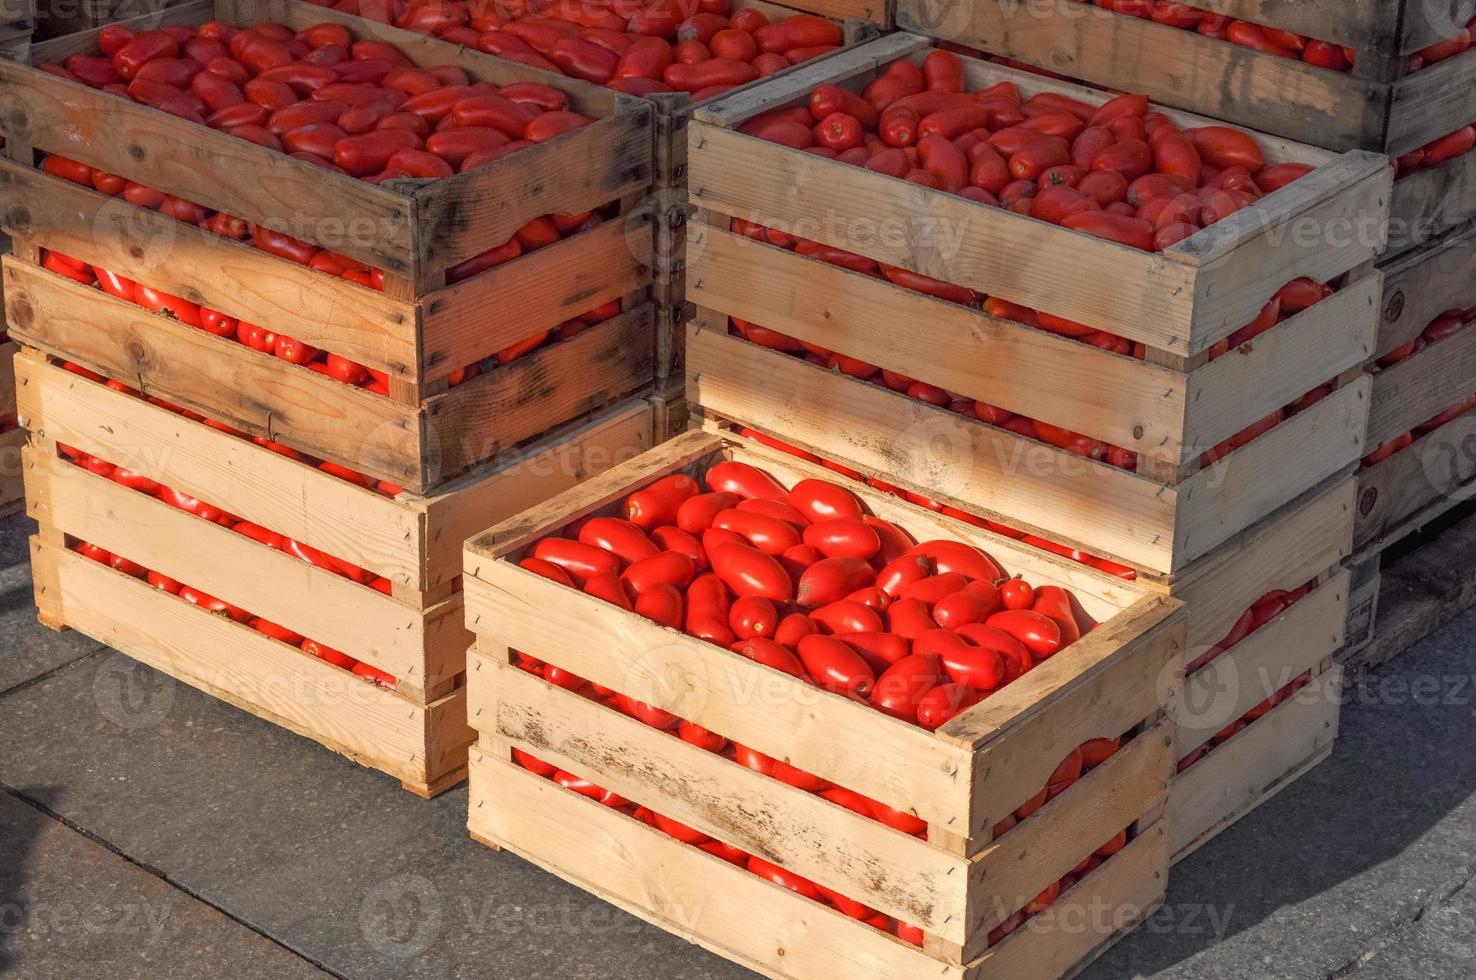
[1,510,1473,980]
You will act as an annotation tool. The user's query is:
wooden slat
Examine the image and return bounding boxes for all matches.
[1168,667,1341,860]
[1173,378,1370,568]
[1374,222,1476,360]
[688,226,1188,457]
[1354,405,1476,551]
[472,651,971,943]
[40,537,457,785]
[963,724,1171,944]
[15,352,425,586]
[421,305,656,488]
[28,448,458,692]
[419,220,651,385]
[1367,327,1476,448]
[941,598,1184,837]
[4,257,424,487]
[777,0,891,25]
[688,123,1200,353]
[0,159,419,381]
[1166,475,1355,649]
[463,566,974,827]
[0,61,416,273]
[1155,0,1397,52]
[893,5,1384,152]
[0,339,16,415]
[417,108,653,278]
[468,749,961,980]
[1178,571,1348,757]
[1386,47,1476,157]
[687,324,1183,572]
[1183,274,1380,457]
[969,824,1168,980]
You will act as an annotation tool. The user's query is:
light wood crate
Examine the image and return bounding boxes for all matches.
[18,351,656,795]
[1,0,657,494]
[462,427,1188,975]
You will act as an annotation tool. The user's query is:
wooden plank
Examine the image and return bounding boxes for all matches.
[969,824,1167,980]
[1367,327,1476,448]
[1388,155,1476,252]
[941,598,1184,837]
[687,324,1182,572]
[1168,667,1342,860]
[417,399,654,591]
[1173,378,1370,569]
[421,305,656,488]
[417,109,653,277]
[1167,475,1355,649]
[0,159,420,380]
[0,61,416,273]
[1374,221,1476,359]
[1183,274,1380,458]
[688,226,1188,457]
[1354,405,1476,550]
[1178,571,1348,757]
[0,338,15,415]
[473,651,972,943]
[14,352,426,586]
[777,0,891,25]
[419,220,651,385]
[963,724,1171,943]
[28,449,457,694]
[468,749,961,980]
[41,537,455,785]
[687,123,1200,353]
[892,4,1384,152]
[463,567,974,827]
[1386,46,1476,157]
[1176,161,1392,351]
[4,257,425,488]
[1142,0,1397,52]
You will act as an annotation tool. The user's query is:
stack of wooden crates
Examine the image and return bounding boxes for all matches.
[459,24,1393,977]
[1,0,664,795]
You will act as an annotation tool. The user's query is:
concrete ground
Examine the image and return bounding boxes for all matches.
[1,510,1472,980]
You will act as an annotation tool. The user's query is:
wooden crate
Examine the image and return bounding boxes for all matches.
[33,0,164,39]
[778,0,892,26]
[462,426,1187,975]
[893,0,1475,249]
[684,40,1377,576]
[1357,225,1476,550]
[0,0,657,494]
[17,351,657,795]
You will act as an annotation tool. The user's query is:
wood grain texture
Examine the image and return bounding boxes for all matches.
[1354,405,1476,550]
[1388,154,1476,250]
[1367,326,1476,448]
[1374,222,1476,360]
[1386,46,1476,156]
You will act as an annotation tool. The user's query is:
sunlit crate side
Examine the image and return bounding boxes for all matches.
[30,533,473,796]
[16,351,658,599]
[462,426,1185,965]
[469,744,1169,980]
[1167,665,1342,862]
[895,0,1476,156]
[688,326,1369,577]
[687,34,1391,361]
[688,223,1379,481]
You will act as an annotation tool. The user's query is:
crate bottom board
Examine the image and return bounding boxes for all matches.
[467,746,1170,980]
[34,535,473,796]
[1340,495,1476,677]
[1168,667,1342,863]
